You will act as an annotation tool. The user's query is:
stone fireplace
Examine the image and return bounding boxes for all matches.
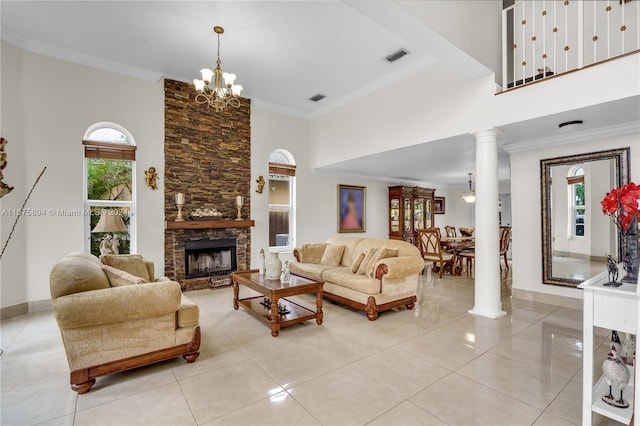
[164,79,252,290]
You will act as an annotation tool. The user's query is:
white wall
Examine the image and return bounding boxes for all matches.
[310,53,638,170]
[433,188,475,232]
[310,63,496,169]
[510,133,639,300]
[396,0,502,80]
[250,106,391,266]
[1,42,28,309]
[0,43,164,307]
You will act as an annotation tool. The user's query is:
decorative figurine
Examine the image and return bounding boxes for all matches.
[258,249,266,275]
[604,254,621,287]
[602,343,631,408]
[0,137,14,198]
[281,260,290,283]
[99,235,115,255]
[256,175,265,194]
[611,330,622,355]
[144,166,159,190]
[111,234,121,254]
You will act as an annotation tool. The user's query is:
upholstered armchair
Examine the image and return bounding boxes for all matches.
[50,253,200,393]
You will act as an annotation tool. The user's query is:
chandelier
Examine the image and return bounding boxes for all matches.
[461,172,476,204]
[193,26,243,111]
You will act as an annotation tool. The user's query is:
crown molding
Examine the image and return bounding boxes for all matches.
[311,167,442,188]
[1,29,163,82]
[502,121,640,154]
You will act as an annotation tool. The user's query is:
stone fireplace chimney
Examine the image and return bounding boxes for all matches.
[163,79,252,290]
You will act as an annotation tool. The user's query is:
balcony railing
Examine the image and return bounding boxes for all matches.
[502,0,639,91]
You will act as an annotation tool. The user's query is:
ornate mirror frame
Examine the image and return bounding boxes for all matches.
[541,147,630,287]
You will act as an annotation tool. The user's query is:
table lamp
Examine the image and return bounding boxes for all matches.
[92,209,128,255]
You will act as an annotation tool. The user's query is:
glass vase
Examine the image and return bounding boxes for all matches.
[622,216,638,284]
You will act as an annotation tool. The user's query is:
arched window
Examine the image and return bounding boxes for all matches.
[567,167,585,238]
[83,123,136,256]
[269,150,296,250]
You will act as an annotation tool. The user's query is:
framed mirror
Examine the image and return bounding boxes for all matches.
[541,147,630,287]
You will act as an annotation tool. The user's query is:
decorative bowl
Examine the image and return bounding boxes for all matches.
[460,227,474,237]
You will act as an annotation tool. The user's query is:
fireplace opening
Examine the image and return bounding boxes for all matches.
[185,238,237,279]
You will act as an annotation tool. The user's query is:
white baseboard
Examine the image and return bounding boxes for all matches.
[512,288,582,310]
[1,299,53,319]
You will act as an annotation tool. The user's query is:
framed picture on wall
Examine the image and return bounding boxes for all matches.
[338,185,366,233]
[434,197,446,214]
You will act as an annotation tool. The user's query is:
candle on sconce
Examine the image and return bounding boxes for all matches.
[235,195,244,220]
[175,193,186,222]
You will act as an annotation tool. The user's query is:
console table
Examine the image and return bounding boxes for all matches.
[579,267,639,425]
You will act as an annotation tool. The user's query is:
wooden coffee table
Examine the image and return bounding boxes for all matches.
[231,270,324,337]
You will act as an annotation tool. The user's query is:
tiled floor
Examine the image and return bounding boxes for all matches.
[552,256,607,281]
[0,267,623,425]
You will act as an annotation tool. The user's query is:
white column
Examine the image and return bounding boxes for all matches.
[469,128,506,319]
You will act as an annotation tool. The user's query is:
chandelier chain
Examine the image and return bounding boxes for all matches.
[216,31,221,68]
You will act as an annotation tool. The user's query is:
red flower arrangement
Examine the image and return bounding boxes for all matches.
[601,182,640,231]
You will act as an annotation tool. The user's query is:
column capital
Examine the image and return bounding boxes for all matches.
[473,128,501,141]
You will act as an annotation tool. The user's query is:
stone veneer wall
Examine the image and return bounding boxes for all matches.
[164,79,251,290]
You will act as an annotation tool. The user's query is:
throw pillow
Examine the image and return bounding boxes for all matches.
[320,244,345,266]
[100,254,150,281]
[357,248,378,275]
[366,247,399,277]
[301,243,327,264]
[102,265,147,287]
[350,252,366,274]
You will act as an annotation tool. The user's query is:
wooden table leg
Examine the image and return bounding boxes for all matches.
[316,289,324,325]
[270,297,280,337]
[233,278,239,310]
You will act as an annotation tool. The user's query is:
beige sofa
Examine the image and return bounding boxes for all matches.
[292,237,424,320]
[50,253,200,393]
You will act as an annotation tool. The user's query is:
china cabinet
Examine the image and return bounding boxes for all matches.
[388,186,435,245]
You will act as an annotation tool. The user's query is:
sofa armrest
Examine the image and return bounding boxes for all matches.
[53,281,182,329]
[375,256,425,280]
[293,247,302,262]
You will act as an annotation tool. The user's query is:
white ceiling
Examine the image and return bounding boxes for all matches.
[0,0,476,117]
[2,1,637,188]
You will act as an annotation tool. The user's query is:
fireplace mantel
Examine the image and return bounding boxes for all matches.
[166,219,255,230]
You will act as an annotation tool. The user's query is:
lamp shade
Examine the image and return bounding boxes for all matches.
[462,193,476,204]
[91,210,128,233]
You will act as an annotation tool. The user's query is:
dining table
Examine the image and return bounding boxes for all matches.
[440,236,475,276]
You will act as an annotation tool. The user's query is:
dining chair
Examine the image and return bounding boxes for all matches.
[499,226,511,271]
[444,226,457,238]
[459,247,475,274]
[417,228,455,278]
[460,226,512,274]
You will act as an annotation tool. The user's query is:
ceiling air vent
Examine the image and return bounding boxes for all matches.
[309,94,326,102]
[385,48,409,63]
